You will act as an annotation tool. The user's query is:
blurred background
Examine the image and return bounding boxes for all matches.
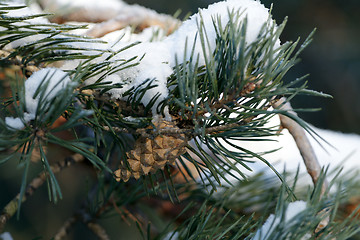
[1,0,359,239]
[126,0,360,134]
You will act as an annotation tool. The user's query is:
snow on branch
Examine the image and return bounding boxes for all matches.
[5,68,72,130]
[2,0,280,117]
[59,0,280,117]
[272,98,328,194]
[3,0,345,189]
[39,0,181,37]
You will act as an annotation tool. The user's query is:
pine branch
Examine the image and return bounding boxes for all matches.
[0,5,107,67]
[272,97,328,194]
[2,2,353,239]
[272,97,331,234]
[43,0,181,36]
[0,49,40,74]
[87,222,110,240]
[84,10,180,38]
[53,216,76,240]
[53,215,111,240]
[51,177,143,239]
[0,153,85,232]
[102,120,256,138]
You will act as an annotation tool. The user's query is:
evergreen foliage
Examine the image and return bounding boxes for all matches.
[0,2,359,239]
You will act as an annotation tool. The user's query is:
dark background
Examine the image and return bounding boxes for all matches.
[126,0,360,134]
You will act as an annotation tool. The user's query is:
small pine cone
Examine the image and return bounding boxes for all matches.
[115,119,187,182]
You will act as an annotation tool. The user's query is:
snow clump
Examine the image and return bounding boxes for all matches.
[0,232,13,240]
[252,201,310,240]
[164,0,279,67]
[3,0,280,118]
[77,0,278,115]
[5,68,72,130]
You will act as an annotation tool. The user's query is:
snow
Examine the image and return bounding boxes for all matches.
[3,0,280,116]
[78,40,173,114]
[109,0,277,114]
[162,232,179,240]
[2,0,281,116]
[101,26,167,44]
[60,0,278,116]
[0,232,13,240]
[41,0,126,12]
[1,0,45,18]
[5,68,72,130]
[5,0,359,180]
[238,115,360,184]
[47,0,125,10]
[203,114,360,192]
[0,1,51,50]
[252,201,309,240]
[24,68,71,114]
[99,27,135,43]
[40,0,126,22]
[5,117,25,130]
[164,0,278,67]
[64,21,96,36]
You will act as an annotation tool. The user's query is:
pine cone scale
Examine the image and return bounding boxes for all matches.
[115,119,187,182]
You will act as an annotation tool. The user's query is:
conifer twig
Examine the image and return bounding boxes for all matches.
[0,153,85,232]
[85,14,180,38]
[84,6,180,38]
[53,216,110,240]
[0,49,40,74]
[54,216,77,240]
[42,0,180,38]
[54,192,111,240]
[87,222,110,240]
[273,97,331,233]
[102,120,256,137]
[272,97,328,193]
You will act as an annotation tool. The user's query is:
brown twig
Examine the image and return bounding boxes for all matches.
[111,199,139,225]
[272,97,328,193]
[87,222,110,240]
[268,93,334,237]
[90,90,149,118]
[53,215,111,240]
[53,216,77,240]
[0,49,40,75]
[102,117,257,138]
[42,0,180,38]
[273,97,330,233]
[53,186,122,240]
[0,153,85,232]
[53,186,112,240]
[84,5,180,38]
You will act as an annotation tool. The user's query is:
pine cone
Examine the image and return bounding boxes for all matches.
[115,119,187,182]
